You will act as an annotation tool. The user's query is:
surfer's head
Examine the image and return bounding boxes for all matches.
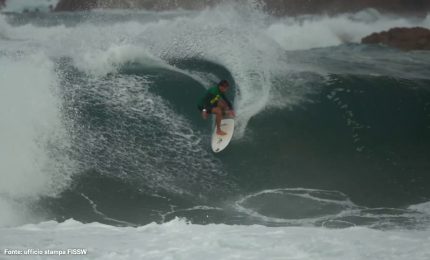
[218,79,229,92]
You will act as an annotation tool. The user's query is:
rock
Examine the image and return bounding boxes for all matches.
[265,0,430,16]
[54,0,214,11]
[54,0,98,11]
[361,27,430,51]
[53,0,430,16]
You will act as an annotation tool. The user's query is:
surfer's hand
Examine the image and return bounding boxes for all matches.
[202,110,208,119]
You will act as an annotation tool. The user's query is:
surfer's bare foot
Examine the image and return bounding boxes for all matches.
[217,129,227,136]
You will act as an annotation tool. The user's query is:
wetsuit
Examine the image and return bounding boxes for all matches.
[198,86,233,113]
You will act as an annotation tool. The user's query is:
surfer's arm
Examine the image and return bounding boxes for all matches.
[198,93,212,111]
[198,92,216,117]
[201,93,218,119]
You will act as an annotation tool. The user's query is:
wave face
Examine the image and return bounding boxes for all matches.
[0,6,430,230]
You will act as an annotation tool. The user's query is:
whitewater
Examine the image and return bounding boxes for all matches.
[1,2,430,259]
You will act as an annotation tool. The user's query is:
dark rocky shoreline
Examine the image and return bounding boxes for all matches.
[362,27,430,51]
[53,0,430,16]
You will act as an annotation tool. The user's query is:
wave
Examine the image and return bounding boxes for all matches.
[2,8,429,134]
[1,6,430,228]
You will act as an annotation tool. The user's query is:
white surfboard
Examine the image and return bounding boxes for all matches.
[211,118,235,153]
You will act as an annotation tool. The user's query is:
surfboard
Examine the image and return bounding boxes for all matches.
[211,118,235,153]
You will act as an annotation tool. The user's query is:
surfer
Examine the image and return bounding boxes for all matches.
[198,79,235,135]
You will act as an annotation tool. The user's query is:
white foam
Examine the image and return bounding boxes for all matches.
[0,52,73,226]
[265,10,427,51]
[409,201,430,215]
[0,198,28,227]
[235,188,358,225]
[233,188,430,229]
[77,44,164,76]
[1,219,429,260]
[0,53,56,196]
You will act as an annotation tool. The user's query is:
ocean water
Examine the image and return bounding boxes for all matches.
[1,3,430,259]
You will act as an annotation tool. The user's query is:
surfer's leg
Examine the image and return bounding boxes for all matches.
[218,100,234,117]
[212,107,227,136]
[218,100,228,115]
